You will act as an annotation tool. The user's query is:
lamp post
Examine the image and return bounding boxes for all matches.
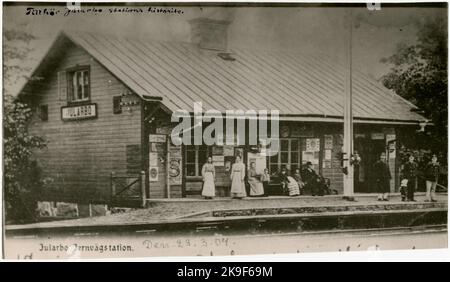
[343,8,355,201]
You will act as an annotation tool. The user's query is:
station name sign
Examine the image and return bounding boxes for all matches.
[61,103,97,121]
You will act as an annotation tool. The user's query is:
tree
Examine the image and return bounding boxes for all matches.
[380,15,447,160]
[3,28,47,222]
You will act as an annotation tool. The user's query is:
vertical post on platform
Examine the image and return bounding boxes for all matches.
[166,138,171,199]
[343,9,354,200]
[140,171,146,208]
[110,171,116,203]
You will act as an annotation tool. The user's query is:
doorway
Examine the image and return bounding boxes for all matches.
[354,137,386,193]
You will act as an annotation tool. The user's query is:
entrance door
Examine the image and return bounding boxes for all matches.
[355,137,386,193]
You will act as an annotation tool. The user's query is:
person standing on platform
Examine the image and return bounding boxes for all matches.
[248,162,265,197]
[230,155,247,199]
[201,156,216,199]
[401,154,418,202]
[424,154,440,202]
[373,153,391,201]
[261,168,271,197]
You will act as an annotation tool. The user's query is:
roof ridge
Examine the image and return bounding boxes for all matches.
[62,28,195,49]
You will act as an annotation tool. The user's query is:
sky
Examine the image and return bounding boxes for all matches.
[2,2,447,95]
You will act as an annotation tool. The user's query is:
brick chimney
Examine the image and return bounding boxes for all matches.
[188,17,231,51]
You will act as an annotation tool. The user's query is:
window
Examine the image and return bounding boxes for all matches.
[185,145,208,177]
[268,138,301,174]
[39,104,48,121]
[113,96,122,114]
[67,67,90,102]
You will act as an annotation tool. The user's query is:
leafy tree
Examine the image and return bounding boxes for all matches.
[381,15,447,160]
[3,28,47,222]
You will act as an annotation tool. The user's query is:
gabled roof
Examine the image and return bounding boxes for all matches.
[20,30,426,124]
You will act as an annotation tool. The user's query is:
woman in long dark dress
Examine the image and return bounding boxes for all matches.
[373,153,391,201]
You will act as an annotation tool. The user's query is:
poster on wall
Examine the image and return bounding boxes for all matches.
[169,146,182,185]
[149,167,159,182]
[302,151,320,165]
[149,152,158,167]
[247,152,267,173]
[324,149,332,160]
[324,135,333,149]
[306,138,320,152]
[334,134,344,146]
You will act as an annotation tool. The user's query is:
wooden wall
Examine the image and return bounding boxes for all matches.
[27,42,142,203]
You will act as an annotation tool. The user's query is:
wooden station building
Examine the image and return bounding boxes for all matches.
[18,17,427,204]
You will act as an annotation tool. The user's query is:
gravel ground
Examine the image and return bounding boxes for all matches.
[6,193,447,230]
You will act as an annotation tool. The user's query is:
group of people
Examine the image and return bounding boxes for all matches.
[202,152,442,201]
[278,162,333,197]
[372,153,441,202]
[201,155,331,200]
[201,155,268,199]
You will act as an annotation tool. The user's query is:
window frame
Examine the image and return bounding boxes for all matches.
[185,145,209,179]
[39,104,48,121]
[66,66,91,104]
[268,138,301,174]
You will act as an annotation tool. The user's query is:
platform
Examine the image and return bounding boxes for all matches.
[5,193,447,236]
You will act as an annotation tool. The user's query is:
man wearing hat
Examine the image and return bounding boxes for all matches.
[424,154,440,202]
[373,152,391,201]
[301,162,322,196]
[401,154,418,202]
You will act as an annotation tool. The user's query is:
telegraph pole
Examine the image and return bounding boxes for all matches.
[343,8,354,201]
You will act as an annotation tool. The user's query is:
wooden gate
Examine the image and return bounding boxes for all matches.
[110,171,146,207]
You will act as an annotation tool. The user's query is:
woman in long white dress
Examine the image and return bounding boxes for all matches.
[248,162,264,197]
[230,155,247,199]
[201,157,216,199]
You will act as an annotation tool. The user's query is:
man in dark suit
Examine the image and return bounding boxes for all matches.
[301,162,323,196]
[402,154,418,202]
[373,153,391,201]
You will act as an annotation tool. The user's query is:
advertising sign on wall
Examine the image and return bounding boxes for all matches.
[149,167,159,182]
[306,138,320,152]
[169,146,182,185]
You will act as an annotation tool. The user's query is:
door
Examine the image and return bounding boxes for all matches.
[355,137,386,193]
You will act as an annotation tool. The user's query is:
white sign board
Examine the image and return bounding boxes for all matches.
[371,133,385,140]
[61,104,97,121]
[149,134,167,143]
